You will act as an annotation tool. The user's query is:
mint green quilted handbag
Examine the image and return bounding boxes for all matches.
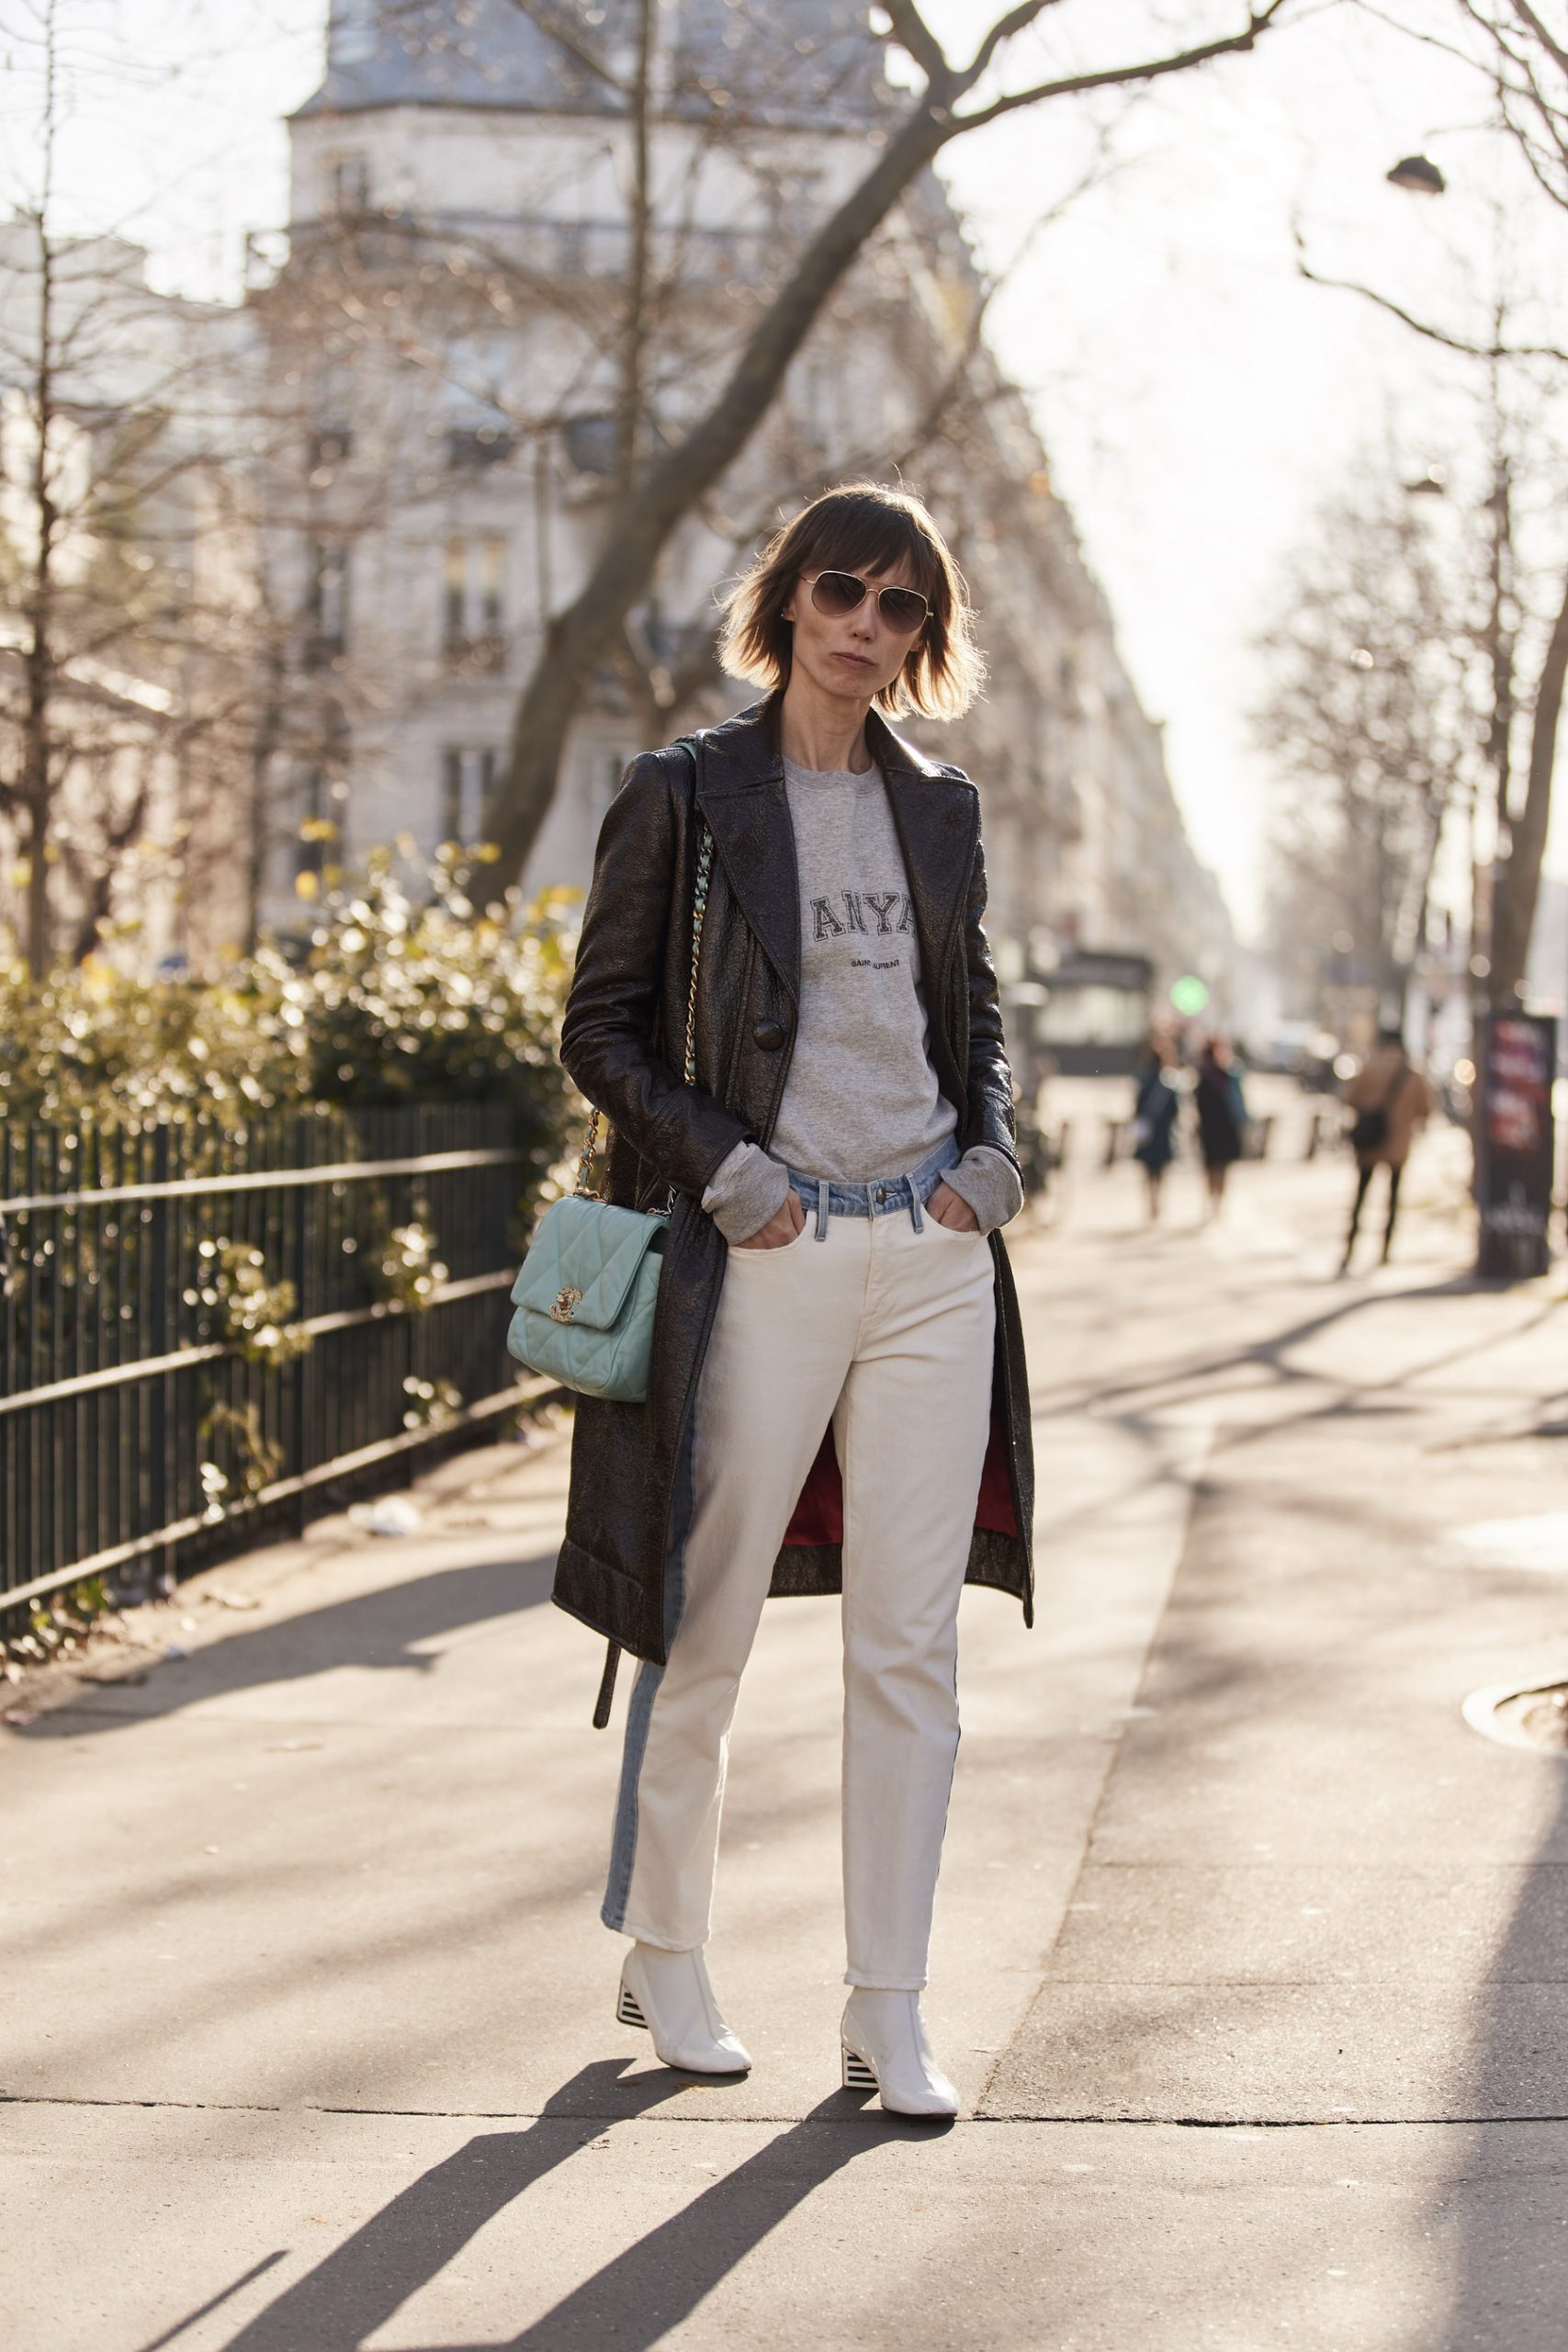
[506,811,712,1405]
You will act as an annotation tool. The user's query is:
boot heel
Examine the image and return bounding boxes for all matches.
[616,1980,648,2030]
[841,2042,877,2093]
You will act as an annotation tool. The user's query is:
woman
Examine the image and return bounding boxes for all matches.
[1131,1035,1179,1224]
[1193,1034,1247,1218]
[554,483,1033,2118]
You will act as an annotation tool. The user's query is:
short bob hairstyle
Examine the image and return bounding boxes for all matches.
[717,481,985,723]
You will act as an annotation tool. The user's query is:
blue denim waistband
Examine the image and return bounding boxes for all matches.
[784,1134,960,1238]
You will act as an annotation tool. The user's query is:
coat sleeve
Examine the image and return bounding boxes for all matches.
[558,753,754,1197]
[958,824,1021,1174]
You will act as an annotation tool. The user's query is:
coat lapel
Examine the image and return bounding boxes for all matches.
[870,712,978,1005]
[694,700,801,1007]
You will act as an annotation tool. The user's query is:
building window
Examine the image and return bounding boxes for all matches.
[795,355,834,450]
[441,746,497,843]
[305,537,348,667]
[448,423,513,468]
[330,154,370,215]
[561,412,617,491]
[443,536,506,668]
[294,766,330,891]
[444,338,513,467]
[308,424,352,477]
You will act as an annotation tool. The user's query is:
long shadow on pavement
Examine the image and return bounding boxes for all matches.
[1036,1273,1560,1431]
[38,1549,558,1737]
[1439,1730,1568,2347]
[179,2063,917,2352]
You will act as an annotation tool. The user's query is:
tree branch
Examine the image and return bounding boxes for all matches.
[960,0,1068,93]
[1296,249,1568,363]
[1506,0,1568,83]
[1358,0,1491,74]
[880,0,949,86]
[955,0,1296,131]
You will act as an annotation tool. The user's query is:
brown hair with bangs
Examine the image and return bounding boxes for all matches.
[717,481,985,722]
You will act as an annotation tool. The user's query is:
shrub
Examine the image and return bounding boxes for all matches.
[0,846,580,1173]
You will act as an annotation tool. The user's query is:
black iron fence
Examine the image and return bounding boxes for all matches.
[0,1102,552,1623]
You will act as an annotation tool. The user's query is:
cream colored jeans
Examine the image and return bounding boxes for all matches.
[603,1151,998,1988]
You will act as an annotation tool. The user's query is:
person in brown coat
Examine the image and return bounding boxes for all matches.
[1340,1026,1432,1271]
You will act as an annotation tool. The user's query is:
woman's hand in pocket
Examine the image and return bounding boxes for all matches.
[927,1182,980,1232]
[734,1192,807,1250]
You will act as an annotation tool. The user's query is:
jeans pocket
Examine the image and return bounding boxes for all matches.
[729,1206,812,1258]
[924,1208,984,1241]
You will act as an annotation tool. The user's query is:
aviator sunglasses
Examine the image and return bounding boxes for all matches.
[800,568,931,637]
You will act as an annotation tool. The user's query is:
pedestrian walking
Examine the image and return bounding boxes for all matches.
[1131,1035,1180,1223]
[552,483,1033,2118]
[1193,1035,1247,1218]
[1339,1026,1431,1271]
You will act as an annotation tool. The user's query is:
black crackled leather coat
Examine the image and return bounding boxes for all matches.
[551,695,1034,1675]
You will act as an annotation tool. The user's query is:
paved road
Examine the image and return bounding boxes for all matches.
[5,1121,1567,2349]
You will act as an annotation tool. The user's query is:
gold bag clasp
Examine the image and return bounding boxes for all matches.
[550,1286,582,1325]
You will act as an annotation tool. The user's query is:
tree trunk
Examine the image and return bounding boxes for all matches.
[485,103,949,888]
[1491,558,1568,1003]
[615,0,654,494]
[23,213,58,981]
[23,781,51,977]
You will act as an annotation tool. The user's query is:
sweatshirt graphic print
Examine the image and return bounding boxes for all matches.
[765,759,957,1184]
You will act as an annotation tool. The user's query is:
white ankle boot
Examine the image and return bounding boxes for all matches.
[615,1943,751,2075]
[840,1989,957,2117]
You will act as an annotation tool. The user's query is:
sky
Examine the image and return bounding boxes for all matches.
[3,0,1565,937]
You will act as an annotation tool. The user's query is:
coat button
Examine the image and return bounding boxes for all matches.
[752,1017,786,1051]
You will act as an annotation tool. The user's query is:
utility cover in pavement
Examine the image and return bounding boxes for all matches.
[1462,1679,1568,1752]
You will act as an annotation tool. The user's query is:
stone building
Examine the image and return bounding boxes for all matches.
[254,0,1231,1041]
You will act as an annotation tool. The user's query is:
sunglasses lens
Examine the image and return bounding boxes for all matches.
[811,570,865,616]
[878,587,929,634]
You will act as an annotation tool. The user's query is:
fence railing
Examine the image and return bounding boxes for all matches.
[0,1102,551,1620]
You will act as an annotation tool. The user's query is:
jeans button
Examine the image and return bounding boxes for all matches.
[874,1186,886,1203]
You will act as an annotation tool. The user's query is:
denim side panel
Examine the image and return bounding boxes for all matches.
[601,1403,697,1931]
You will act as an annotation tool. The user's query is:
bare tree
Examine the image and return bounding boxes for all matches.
[470,0,1303,885]
[0,0,270,973]
[1450,5,1568,996]
[1455,2,1568,209]
[1300,3,1568,1003]
[1252,459,1477,1019]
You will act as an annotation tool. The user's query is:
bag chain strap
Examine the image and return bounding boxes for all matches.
[572,820,714,1206]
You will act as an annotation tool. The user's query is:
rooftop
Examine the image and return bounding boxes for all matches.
[295,0,889,129]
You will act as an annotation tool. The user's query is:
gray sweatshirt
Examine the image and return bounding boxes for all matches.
[701,757,1023,1244]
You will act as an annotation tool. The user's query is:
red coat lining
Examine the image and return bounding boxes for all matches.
[781,1399,1018,1547]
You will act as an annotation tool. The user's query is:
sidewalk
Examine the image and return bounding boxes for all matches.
[4,1134,1566,2348]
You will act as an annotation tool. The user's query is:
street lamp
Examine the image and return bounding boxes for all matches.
[1387,153,1446,196]
[1404,467,1447,497]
